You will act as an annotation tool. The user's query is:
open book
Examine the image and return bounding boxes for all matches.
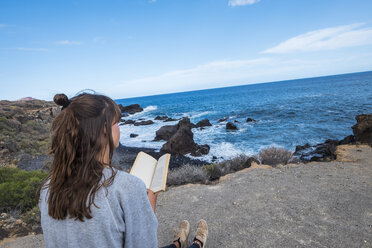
[130,152,171,193]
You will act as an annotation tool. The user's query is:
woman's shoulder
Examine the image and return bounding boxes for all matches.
[104,167,146,192]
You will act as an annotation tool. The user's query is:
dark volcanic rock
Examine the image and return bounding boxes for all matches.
[112,143,207,171]
[191,144,210,156]
[226,122,238,131]
[120,119,135,125]
[154,125,178,141]
[295,114,371,162]
[160,118,209,156]
[177,117,196,129]
[195,119,212,128]
[246,118,256,122]
[130,133,138,138]
[134,120,154,126]
[155,115,168,120]
[218,117,228,123]
[352,114,372,146]
[295,139,339,162]
[161,126,196,155]
[164,117,178,122]
[118,104,143,114]
[295,143,311,153]
[339,135,355,145]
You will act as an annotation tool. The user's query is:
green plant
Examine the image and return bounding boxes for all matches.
[0,167,47,213]
[21,206,41,226]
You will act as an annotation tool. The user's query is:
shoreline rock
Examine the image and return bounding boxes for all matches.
[118,104,143,115]
[295,113,371,162]
[160,118,210,156]
[226,122,238,130]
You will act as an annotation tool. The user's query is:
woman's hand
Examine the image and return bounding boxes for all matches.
[147,189,158,213]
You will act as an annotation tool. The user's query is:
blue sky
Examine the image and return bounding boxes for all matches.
[1,0,372,100]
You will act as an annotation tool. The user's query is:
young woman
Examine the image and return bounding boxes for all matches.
[38,92,208,248]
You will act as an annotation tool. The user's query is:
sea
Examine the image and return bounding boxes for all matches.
[116,71,372,162]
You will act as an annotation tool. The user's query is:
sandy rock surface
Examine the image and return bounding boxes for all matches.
[2,145,371,248]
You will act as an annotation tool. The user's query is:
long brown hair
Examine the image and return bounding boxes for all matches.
[38,92,121,221]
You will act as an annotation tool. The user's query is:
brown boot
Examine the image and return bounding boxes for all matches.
[193,219,208,248]
[173,220,190,248]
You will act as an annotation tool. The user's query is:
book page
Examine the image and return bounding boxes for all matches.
[150,153,170,192]
[130,152,157,189]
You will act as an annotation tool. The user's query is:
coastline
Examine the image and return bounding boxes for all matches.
[2,144,371,248]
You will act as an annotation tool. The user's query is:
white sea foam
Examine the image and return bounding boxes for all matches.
[130,105,158,117]
[181,111,214,119]
[185,142,255,163]
[119,118,164,149]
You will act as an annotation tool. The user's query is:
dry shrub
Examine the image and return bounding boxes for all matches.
[202,154,256,181]
[167,164,207,186]
[259,146,293,166]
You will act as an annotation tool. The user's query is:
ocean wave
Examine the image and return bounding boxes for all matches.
[182,111,214,119]
[185,142,255,163]
[130,105,158,117]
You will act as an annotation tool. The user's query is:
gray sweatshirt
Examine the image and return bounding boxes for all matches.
[39,167,158,248]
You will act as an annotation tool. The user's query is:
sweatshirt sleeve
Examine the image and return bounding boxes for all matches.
[118,173,158,248]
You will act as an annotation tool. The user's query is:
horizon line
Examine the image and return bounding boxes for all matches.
[114,69,372,102]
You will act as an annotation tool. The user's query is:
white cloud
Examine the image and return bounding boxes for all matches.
[106,54,372,99]
[54,40,81,45]
[228,0,260,7]
[262,23,372,54]
[16,47,48,52]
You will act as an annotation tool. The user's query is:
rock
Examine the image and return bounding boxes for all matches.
[0,227,8,240]
[154,125,178,141]
[160,118,209,156]
[164,117,178,122]
[195,119,212,128]
[234,120,239,123]
[177,117,197,129]
[226,122,238,131]
[295,143,311,153]
[295,139,339,162]
[130,133,138,138]
[0,100,57,167]
[31,226,43,234]
[155,115,168,120]
[120,119,135,125]
[246,118,256,122]
[161,126,195,155]
[218,117,228,123]
[191,144,210,156]
[118,104,143,114]
[1,213,9,220]
[339,135,355,145]
[243,157,259,168]
[352,114,372,146]
[10,225,29,237]
[133,120,154,126]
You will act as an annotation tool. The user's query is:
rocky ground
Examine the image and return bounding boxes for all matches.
[1,144,371,248]
[0,100,59,168]
[0,100,208,171]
